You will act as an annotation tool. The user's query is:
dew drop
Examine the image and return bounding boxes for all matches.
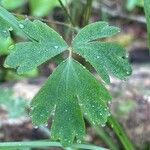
[93,122,96,125]
[79,103,83,106]
[126,71,130,75]
[101,124,106,127]
[3,30,7,33]
[8,27,13,31]
[108,101,112,105]
[30,107,34,110]
[108,113,111,117]
[34,126,38,129]
[19,24,24,29]
[77,140,81,143]
[9,45,15,50]
[84,113,87,116]
[97,56,100,59]
[100,113,102,116]
[54,46,59,49]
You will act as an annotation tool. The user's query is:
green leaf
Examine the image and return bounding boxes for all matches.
[144,0,150,48]
[30,58,111,146]
[0,6,132,146]
[29,0,71,17]
[72,22,120,46]
[0,0,26,10]
[4,19,68,74]
[72,22,132,83]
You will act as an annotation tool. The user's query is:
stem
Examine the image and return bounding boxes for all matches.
[58,0,75,26]
[108,116,135,150]
[12,13,75,29]
[144,0,150,48]
[57,0,75,56]
[68,47,72,58]
[83,0,93,26]
[0,140,108,150]
[93,125,119,150]
[87,117,118,150]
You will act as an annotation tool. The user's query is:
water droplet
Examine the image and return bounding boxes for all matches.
[77,140,81,143]
[30,107,34,110]
[100,113,102,116]
[126,71,130,75]
[34,126,38,129]
[101,124,106,127]
[97,56,100,59]
[108,101,112,105]
[93,122,96,125]
[84,113,87,116]
[54,46,59,49]
[8,27,13,31]
[108,113,111,116]
[9,45,15,50]
[25,17,29,21]
[79,103,83,106]
[3,30,7,33]
[19,24,24,29]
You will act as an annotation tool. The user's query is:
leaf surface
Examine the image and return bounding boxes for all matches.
[0,17,11,38]
[4,19,68,74]
[72,22,132,83]
[30,58,111,146]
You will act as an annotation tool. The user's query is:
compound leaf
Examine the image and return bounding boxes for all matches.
[72,22,132,83]
[30,58,111,146]
[4,19,68,74]
[0,6,132,147]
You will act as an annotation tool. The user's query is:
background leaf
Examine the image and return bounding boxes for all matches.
[29,0,71,17]
[0,87,27,119]
[144,0,150,48]
[0,0,27,10]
